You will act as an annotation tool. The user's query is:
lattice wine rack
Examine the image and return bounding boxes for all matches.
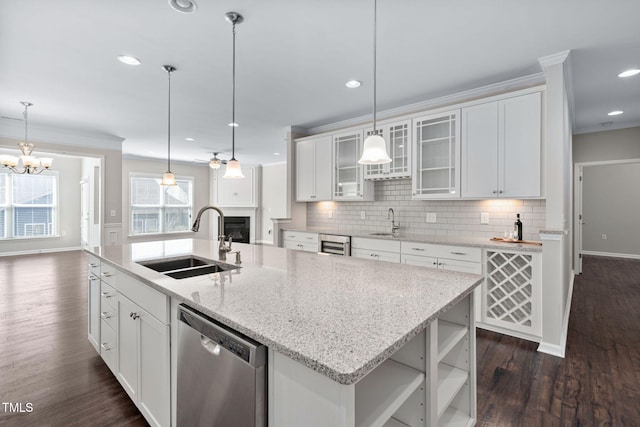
[484,251,540,336]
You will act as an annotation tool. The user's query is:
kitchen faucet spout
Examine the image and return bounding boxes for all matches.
[191,205,232,253]
[387,208,400,237]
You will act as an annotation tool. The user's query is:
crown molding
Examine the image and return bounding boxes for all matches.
[307,72,546,135]
[0,118,123,151]
[573,119,640,135]
[537,50,572,68]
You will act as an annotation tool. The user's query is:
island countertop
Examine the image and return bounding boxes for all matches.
[86,238,483,385]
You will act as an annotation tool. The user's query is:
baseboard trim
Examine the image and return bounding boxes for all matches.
[475,322,541,343]
[582,250,640,260]
[537,271,575,358]
[0,246,82,257]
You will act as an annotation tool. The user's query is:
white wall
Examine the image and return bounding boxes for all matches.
[259,162,287,244]
[121,157,211,244]
[0,154,82,255]
[574,127,640,163]
[81,157,102,247]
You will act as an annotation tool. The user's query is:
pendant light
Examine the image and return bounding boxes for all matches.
[0,102,53,174]
[223,11,245,179]
[161,65,177,186]
[358,0,392,165]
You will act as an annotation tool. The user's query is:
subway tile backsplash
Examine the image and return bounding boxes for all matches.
[307,179,546,241]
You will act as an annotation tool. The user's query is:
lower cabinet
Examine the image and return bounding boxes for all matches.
[400,242,482,274]
[269,293,476,427]
[351,237,401,263]
[476,250,542,341]
[87,272,101,352]
[282,231,319,252]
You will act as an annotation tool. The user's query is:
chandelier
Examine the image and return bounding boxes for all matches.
[0,102,53,174]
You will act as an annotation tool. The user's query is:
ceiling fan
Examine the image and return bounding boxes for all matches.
[194,152,229,170]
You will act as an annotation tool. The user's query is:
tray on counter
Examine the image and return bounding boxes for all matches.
[490,237,542,246]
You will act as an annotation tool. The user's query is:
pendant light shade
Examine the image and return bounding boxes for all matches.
[161,65,177,186]
[223,11,245,179]
[358,0,391,165]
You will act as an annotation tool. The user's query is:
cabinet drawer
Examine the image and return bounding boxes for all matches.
[100,319,117,374]
[438,258,482,274]
[432,245,481,263]
[101,282,118,311]
[100,262,119,288]
[88,254,100,276]
[117,275,169,325]
[282,231,318,244]
[100,301,118,331]
[352,248,400,263]
[352,237,400,253]
[401,253,438,268]
[284,240,318,253]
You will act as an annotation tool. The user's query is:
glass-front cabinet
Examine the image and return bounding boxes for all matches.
[412,109,461,199]
[364,119,411,180]
[333,130,374,201]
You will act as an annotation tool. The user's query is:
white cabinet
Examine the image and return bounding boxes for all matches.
[412,110,461,199]
[364,120,411,180]
[213,166,260,207]
[87,255,101,353]
[333,130,374,201]
[461,91,542,198]
[282,230,319,252]
[296,137,333,201]
[351,237,400,263]
[477,250,542,341]
[270,293,476,427]
[400,242,482,274]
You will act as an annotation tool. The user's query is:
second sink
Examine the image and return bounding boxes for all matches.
[138,255,239,279]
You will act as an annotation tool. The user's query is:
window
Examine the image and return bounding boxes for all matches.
[130,175,193,236]
[0,172,57,239]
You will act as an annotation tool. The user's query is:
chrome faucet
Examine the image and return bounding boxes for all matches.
[387,208,400,237]
[191,205,232,254]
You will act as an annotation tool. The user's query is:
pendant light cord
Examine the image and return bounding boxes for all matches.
[372,0,378,134]
[231,22,237,161]
[23,103,29,143]
[167,68,172,172]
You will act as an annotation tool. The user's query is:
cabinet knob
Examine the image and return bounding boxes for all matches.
[310,195,316,198]
[101,312,111,319]
[432,261,437,265]
[499,190,503,194]
[101,343,111,352]
[130,312,139,320]
[233,192,238,196]
[450,251,466,256]
[101,272,112,278]
[100,292,113,298]
[412,247,425,251]
[88,276,98,281]
[492,190,497,194]
[89,263,98,268]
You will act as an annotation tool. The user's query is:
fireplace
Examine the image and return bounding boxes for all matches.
[221,216,250,244]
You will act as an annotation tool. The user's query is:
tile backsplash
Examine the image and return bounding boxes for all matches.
[307,179,546,241]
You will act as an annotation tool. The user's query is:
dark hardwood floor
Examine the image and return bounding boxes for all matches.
[477,255,640,426]
[1,252,638,426]
[0,251,146,427]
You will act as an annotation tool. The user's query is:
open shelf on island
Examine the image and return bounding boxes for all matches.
[438,320,468,362]
[438,406,474,427]
[437,363,468,418]
[383,417,410,427]
[356,359,425,427]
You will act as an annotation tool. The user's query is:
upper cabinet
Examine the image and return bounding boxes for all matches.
[333,130,374,201]
[364,119,412,180]
[412,110,461,199]
[213,166,259,207]
[461,91,542,198]
[296,137,332,202]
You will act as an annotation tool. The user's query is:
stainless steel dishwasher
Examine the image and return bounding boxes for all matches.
[177,304,267,427]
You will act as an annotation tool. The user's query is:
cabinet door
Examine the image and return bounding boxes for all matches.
[138,310,170,427]
[401,253,438,268]
[499,92,541,198]
[333,130,364,200]
[412,110,461,199]
[296,140,316,201]
[461,102,498,198]
[214,167,256,207]
[314,137,333,201]
[88,275,101,352]
[117,295,139,403]
[365,121,411,180]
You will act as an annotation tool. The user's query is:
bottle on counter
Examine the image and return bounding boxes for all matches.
[515,213,523,241]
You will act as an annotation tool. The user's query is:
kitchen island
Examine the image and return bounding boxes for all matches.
[86,238,483,427]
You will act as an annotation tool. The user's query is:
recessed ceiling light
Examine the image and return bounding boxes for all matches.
[608,110,624,116]
[618,69,640,78]
[345,80,362,88]
[185,137,195,141]
[169,0,197,13]
[228,122,239,127]
[273,152,281,156]
[117,55,141,66]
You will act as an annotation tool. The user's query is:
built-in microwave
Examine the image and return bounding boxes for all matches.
[318,234,351,256]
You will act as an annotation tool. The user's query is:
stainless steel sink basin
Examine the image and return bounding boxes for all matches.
[138,256,239,279]
[369,232,393,236]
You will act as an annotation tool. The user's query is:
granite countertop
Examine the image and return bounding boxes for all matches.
[284,226,543,253]
[87,238,482,385]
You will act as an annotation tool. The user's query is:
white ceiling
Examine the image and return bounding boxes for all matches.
[1,0,639,166]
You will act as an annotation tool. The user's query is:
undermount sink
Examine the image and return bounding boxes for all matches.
[369,232,394,236]
[138,255,239,280]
